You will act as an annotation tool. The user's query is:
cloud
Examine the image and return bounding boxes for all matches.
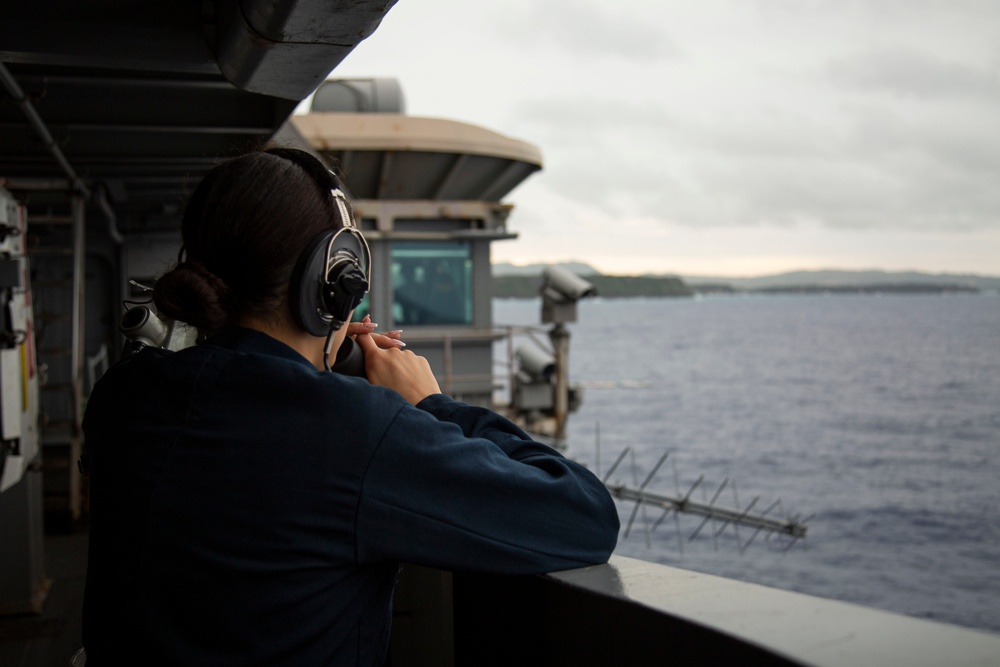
[338,0,1000,275]
[495,0,680,61]
[498,8,1000,235]
[827,49,1000,102]
[511,89,1000,234]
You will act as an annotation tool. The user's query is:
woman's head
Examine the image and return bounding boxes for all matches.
[153,147,343,334]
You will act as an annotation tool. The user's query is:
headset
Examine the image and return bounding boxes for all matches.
[289,182,372,371]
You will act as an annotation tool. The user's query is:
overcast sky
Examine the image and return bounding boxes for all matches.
[320,0,1000,277]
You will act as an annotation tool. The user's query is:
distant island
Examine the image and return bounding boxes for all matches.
[493,273,693,299]
[491,263,999,299]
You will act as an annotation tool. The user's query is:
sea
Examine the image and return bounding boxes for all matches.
[493,293,1000,635]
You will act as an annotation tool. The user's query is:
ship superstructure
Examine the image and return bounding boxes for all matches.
[1,3,999,664]
[292,78,541,409]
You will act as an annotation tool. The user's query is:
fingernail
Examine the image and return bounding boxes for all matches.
[388,329,403,336]
[393,340,406,348]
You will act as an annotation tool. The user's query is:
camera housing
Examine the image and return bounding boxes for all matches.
[514,343,556,410]
[119,306,196,352]
[542,265,596,301]
[541,266,596,324]
[516,344,555,382]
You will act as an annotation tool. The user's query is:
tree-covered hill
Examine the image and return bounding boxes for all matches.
[492,274,693,299]
[491,264,997,298]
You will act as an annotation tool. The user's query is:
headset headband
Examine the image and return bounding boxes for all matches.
[327,187,371,287]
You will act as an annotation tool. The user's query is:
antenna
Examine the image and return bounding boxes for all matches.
[599,445,809,555]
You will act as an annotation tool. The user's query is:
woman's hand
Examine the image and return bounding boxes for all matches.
[346,315,405,350]
[354,330,441,405]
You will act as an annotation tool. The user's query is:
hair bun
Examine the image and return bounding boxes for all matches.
[152,261,232,333]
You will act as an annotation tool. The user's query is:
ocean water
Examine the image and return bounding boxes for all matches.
[493,294,1000,634]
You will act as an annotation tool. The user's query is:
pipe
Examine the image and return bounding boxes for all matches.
[0,62,89,197]
[0,62,123,245]
[94,186,124,245]
[0,177,73,191]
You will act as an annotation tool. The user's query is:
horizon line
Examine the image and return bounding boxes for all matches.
[490,261,1000,281]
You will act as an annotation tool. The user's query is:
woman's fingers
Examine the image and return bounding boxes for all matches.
[346,315,376,337]
[371,332,405,349]
[346,315,402,345]
[354,333,441,404]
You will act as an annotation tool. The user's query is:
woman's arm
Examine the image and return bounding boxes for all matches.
[355,394,620,574]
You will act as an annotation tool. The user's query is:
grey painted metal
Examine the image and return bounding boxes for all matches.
[312,78,405,113]
[608,481,808,539]
[390,566,454,667]
[0,473,48,615]
[432,154,470,200]
[471,241,494,329]
[439,555,1000,666]
[68,196,86,520]
[0,0,398,235]
[227,0,398,96]
[0,63,88,196]
[547,556,1000,666]
[291,113,542,202]
[361,231,516,243]
[377,151,395,199]
[351,200,514,232]
[478,159,535,202]
[549,325,570,440]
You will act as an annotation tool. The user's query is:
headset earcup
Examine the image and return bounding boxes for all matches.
[322,260,368,326]
[290,230,336,336]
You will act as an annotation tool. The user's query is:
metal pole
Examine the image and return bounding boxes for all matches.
[506,327,515,408]
[442,332,453,396]
[69,195,86,519]
[549,323,569,441]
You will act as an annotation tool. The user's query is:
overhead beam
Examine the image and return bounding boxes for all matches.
[0,5,217,75]
[215,0,400,100]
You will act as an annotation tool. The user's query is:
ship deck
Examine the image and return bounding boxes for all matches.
[0,528,88,666]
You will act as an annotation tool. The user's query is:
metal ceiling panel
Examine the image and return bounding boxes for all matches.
[0,0,399,233]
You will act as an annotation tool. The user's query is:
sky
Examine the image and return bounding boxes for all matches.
[309,0,1000,278]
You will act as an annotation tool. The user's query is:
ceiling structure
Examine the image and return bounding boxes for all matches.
[292,113,542,202]
[0,0,398,233]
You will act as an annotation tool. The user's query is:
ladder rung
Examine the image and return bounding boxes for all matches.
[29,247,75,256]
[31,216,74,225]
[42,419,77,430]
[41,456,72,470]
[38,313,72,322]
[43,498,72,514]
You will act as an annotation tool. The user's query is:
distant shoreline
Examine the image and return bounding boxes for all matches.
[491,263,999,298]
[690,283,981,296]
[491,274,984,299]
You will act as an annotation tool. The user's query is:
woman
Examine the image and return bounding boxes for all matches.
[81,147,619,665]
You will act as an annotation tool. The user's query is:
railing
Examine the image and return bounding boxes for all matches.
[393,556,1000,667]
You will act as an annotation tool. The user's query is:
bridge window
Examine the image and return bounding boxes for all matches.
[391,242,473,326]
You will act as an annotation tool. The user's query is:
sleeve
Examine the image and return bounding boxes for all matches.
[354,394,620,574]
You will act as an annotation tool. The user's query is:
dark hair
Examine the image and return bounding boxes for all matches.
[153,147,343,334]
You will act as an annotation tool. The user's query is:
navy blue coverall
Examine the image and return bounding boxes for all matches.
[81,327,619,665]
